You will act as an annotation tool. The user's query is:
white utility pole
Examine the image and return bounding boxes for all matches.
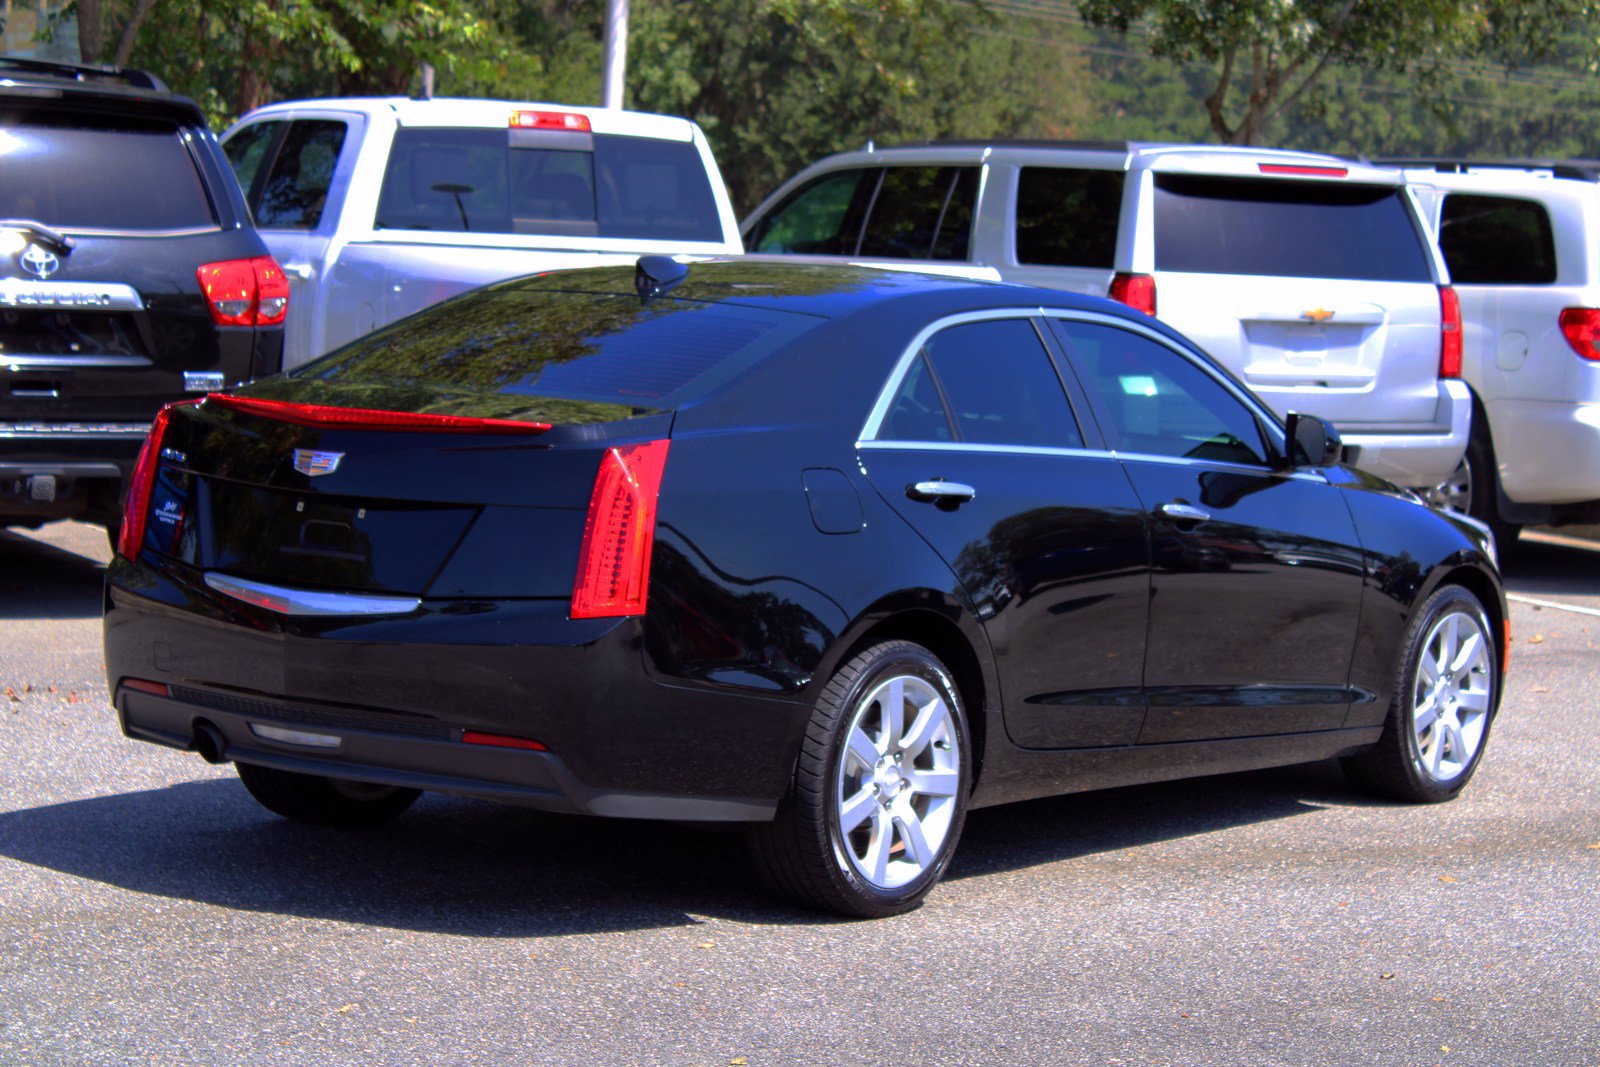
[601,0,630,109]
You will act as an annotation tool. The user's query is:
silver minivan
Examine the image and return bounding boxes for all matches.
[743,142,1470,491]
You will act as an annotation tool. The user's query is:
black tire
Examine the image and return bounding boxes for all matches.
[1464,423,1521,556]
[236,762,421,826]
[750,640,972,918]
[1342,585,1500,803]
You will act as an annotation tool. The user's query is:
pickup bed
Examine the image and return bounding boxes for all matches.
[222,97,744,369]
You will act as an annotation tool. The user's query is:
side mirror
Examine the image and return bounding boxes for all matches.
[1283,412,1342,469]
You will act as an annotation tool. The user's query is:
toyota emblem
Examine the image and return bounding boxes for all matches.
[19,244,59,280]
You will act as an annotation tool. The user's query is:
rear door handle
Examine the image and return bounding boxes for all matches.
[282,261,313,281]
[1159,502,1210,523]
[907,480,976,504]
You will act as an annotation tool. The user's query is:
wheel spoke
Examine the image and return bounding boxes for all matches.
[863,809,892,884]
[907,767,959,798]
[1443,720,1467,766]
[1413,690,1441,735]
[847,727,879,772]
[1456,687,1491,715]
[900,695,946,759]
[840,785,876,833]
[1437,617,1460,678]
[896,806,935,869]
[1451,631,1484,676]
[882,677,906,748]
[1418,652,1442,688]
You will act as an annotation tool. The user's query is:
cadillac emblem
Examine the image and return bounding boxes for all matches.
[19,243,60,279]
[292,449,343,476]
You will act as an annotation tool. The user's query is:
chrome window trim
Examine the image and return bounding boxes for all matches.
[857,439,1115,462]
[204,573,422,617]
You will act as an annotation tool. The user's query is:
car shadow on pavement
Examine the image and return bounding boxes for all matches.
[0,759,1378,931]
[1504,533,1600,597]
[0,529,106,621]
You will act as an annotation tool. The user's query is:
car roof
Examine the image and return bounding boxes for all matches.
[237,96,700,141]
[0,56,203,121]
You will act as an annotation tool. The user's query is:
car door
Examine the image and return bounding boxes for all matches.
[1048,314,1368,743]
[857,312,1152,749]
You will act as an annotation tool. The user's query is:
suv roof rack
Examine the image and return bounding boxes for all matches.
[883,138,1136,153]
[0,55,167,93]
[1372,156,1600,183]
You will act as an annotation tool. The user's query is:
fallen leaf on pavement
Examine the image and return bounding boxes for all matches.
[1379,973,1396,980]
[1528,634,1545,644]
[334,1003,358,1013]
[1532,685,1550,693]
[1438,875,1458,883]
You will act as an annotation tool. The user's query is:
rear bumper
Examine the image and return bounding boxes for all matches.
[0,430,143,524]
[1337,379,1471,489]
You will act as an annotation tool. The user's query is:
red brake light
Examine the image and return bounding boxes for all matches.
[1439,286,1463,378]
[203,394,553,434]
[1559,308,1600,361]
[571,439,670,619]
[1258,163,1349,178]
[123,678,171,697]
[462,731,548,751]
[197,256,290,327]
[1110,272,1157,316]
[510,110,592,132]
[117,399,201,560]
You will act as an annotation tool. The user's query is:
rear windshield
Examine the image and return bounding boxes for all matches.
[0,109,215,231]
[293,288,818,410]
[374,128,724,242]
[1153,174,1433,282]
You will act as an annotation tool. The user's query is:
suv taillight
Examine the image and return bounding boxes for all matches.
[117,399,200,560]
[197,256,289,327]
[1110,272,1156,316]
[1439,286,1463,378]
[571,440,670,619]
[1559,308,1600,361]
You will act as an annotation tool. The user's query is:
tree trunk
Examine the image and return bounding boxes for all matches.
[77,0,104,63]
[113,0,160,68]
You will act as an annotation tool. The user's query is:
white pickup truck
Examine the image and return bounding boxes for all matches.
[221,97,744,369]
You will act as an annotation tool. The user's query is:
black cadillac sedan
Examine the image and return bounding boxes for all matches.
[104,261,1506,917]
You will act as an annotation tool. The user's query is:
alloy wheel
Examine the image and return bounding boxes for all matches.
[1411,608,1493,782]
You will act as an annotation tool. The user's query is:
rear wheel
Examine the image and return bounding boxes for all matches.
[1343,585,1499,803]
[236,762,421,826]
[1428,422,1520,555]
[750,640,970,918]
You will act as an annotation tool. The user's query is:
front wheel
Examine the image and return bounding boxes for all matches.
[750,640,971,918]
[1343,585,1500,803]
[236,762,421,826]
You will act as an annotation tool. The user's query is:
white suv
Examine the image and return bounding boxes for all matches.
[743,142,1469,491]
[1385,159,1600,544]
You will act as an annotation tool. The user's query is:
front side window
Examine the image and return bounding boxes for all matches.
[1054,320,1269,467]
[255,120,348,230]
[1438,194,1557,285]
[223,121,280,204]
[747,169,868,254]
[881,318,1082,448]
[1015,167,1122,267]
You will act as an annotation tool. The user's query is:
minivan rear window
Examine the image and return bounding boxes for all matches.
[374,128,723,242]
[296,289,818,409]
[1153,174,1433,283]
[0,110,215,231]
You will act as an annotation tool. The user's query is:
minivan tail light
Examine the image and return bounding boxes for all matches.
[1110,272,1157,316]
[117,399,201,560]
[1559,308,1600,361]
[1259,163,1349,178]
[197,256,291,327]
[1439,286,1463,378]
[204,394,553,434]
[571,440,670,619]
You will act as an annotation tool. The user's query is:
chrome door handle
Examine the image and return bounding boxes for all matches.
[908,480,976,504]
[282,261,313,280]
[1159,502,1210,523]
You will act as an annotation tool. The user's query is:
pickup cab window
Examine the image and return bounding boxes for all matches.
[255,120,348,230]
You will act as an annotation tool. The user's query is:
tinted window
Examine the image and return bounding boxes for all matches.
[1438,194,1557,285]
[255,120,347,229]
[748,170,869,254]
[857,166,979,260]
[223,121,280,203]
[883,319,1081,448]
[1153,174,1432,283]
[1015,167,1122,267]
[374,129,722,242]
[1055,320,1269,466]
[297,289,816,410]
[0,109,214,230]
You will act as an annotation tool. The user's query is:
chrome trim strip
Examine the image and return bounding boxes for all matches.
[0,279,144,311]
[857,439,1116,461]
[204,573,422,617]
[1,354,152,370]
[57,225,223,238]
[0,422,151,437]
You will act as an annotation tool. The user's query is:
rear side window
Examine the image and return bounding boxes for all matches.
[750,165,979,261]
[374,128,723,242]
[0,109,215,231]
[881,319,1082,448]
[254,120,348,230]
[296,289,817,409]
[1153,174,1432,283]
[1015,167,1122,267]
[1438,194,1557,285]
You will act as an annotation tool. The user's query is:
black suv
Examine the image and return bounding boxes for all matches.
[0,56,285,533]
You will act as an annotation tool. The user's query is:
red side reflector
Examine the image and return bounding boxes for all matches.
[117,398,201,560]
[510,110,592,132]
[1110,272,1157,316]
[204,394,553,434]
[1559,307,1600,361]
[197,256,291,327]
[571,439,671,619]
[1258,163,1349,178]
[462,731,548,751]
[123,678,171,697]
[1439,286,1463,378]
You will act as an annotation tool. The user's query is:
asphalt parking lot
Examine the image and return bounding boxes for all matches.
[1,521,1595,1067]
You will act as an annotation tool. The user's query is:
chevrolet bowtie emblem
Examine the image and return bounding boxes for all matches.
[1302,307,1335,323]
[292,449,343,476]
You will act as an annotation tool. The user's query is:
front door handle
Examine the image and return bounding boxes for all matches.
[282,261,314,281]
[1159,501,1211,523]
[907,480,976,505]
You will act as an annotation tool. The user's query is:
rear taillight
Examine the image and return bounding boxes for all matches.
[463,731,549,751]
[204,394,553,434]
[571,440,670,619]
[1258,163,1348,178]
[197,256,290,327]
[1559,308,1600,361]
[1110,272,1157,316]
[117,399,200,560]
[1439,286,1463,378]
